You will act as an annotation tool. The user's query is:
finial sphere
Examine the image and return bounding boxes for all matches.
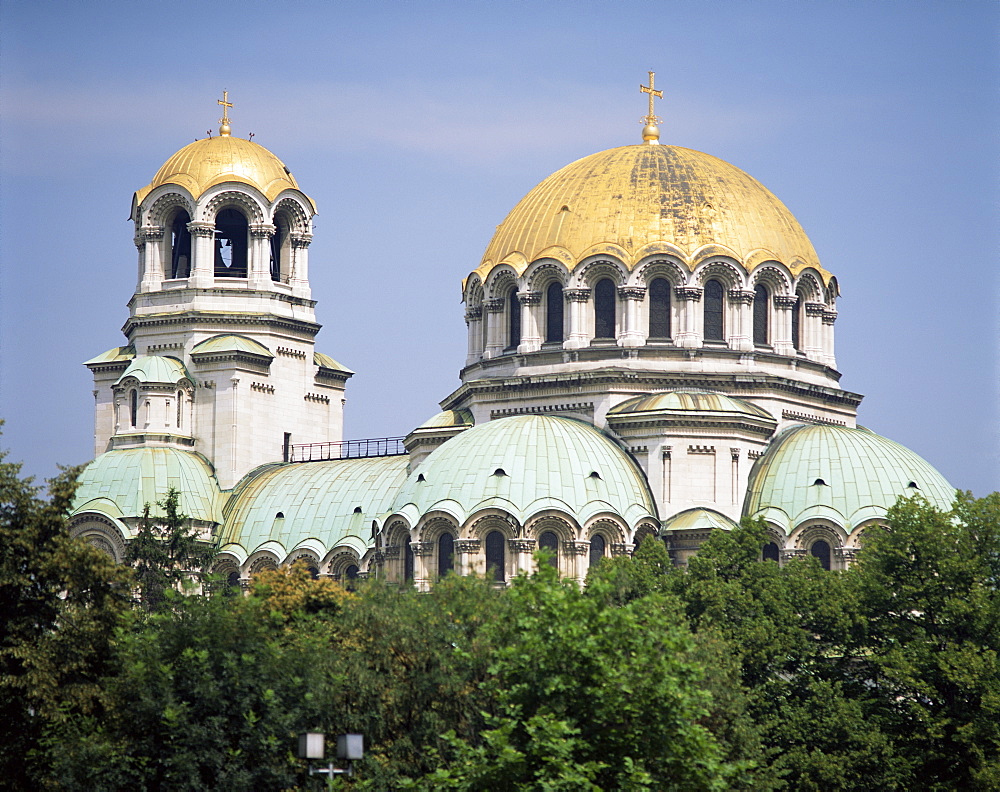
[642,123,660,144]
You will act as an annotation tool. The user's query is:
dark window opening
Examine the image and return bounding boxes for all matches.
[438,533,455,577]
[546,282,564,343]
[589,471,601,479]
[493,468,507,477]
[589,533,606,567]
[810,540,831,571]
[345,564,359,579]
[130,389,138,428]
[813,478,827,486]
[170,211,192,278]
[907,481,919,489]
[417,473,426,482]
[214,208,249,277]
[753,285,769,345]
[538,531,559,569]
[353,506,362,513]
[176,390,183,428]
[594,278,616,339]
[306,564,319,580]
[404,542,414,582]
[225,570,241,596]
[269,221,286,281]
[704,279,724,341]
[485,530,506,583]
[507,288,521,350]
[275,512,284,519]
[791,295,802,351]
[283,433,291,462]
[762,542,780,562]
[648,278,671,338]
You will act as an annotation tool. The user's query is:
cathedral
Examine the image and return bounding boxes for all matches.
[69,81,955,588]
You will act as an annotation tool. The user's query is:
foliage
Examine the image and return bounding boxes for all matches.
[125,488,215,612]
[0,443,131,789]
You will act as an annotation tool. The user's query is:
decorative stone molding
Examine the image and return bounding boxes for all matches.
[455,539,481,554]
[730,447,741,460]
[490,402,593,419]
[250,223,277,238]
[835,547,858,562]
[290,232,313,249]
[304,392,330,404]
[610,543,630,557]
[781,549,807,561]
[187,221,216,238]
[563,288,591,303]
[484,297,505,313]
[204,191,265,224]
[688,445,716,454]
[251,382,275,394]
[747,449,763,459]
[411,541,434,557]
[510,539,536,553]
[382,546,401,560]
[822,310,838,325]
[517,291,541,306]
[781,410,846,426]
[804,302,827,317]
[141,226,164,241]
[276,346,307,359]
[674,286,703,301]
[617,286,646,300]
[566,540,589,556]
[773,294,799,309]
[728,289,755,305]
[464,306,483,321]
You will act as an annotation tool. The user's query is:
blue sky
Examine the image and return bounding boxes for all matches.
[1,0,997,495]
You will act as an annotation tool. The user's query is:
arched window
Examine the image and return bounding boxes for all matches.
[538,531,559,569]
[438,533,455,577]
[305,564,320,580]
[753,285,769,346]
[594,278,616,339]
[169,211,192,278]
[176,390,183,429]
[791,295,802,351]
[485,530,506,583]
[225,570,242,596]
[404,541,414,582]
[810,540,831,571]
[589,533,606,567]
[648,278,671,338]
[507,288,521,350]
[345,564,359,590]
[214,208,249,277]
[129,389,138,428]
[546,282,564,343]
[762,542,780,562]
[269,221,286,282]
[703,279,724,341]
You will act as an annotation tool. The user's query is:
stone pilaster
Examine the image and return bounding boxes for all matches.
[673,286,702,348]
[618,286,646,347]
[563,288,591,349]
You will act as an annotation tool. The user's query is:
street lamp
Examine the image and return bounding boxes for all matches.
[298,732,363,784]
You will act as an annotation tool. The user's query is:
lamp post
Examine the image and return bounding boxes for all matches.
[298,732,364,788]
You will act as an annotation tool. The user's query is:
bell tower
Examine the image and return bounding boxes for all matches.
[86,95,351,488]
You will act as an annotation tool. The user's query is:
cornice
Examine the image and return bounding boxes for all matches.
[123,311,321,339]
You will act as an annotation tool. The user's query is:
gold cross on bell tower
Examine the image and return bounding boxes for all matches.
[217,90,233,136]
[639,71,663,144]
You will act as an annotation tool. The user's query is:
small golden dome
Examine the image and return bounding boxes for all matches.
[474,144,830,284]
[134,135,312,208]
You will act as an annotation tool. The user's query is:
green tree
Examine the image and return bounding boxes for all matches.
[0,445,130,789]
[126,488,215,612]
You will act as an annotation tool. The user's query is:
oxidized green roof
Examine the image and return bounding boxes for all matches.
[191,334,273,358]
[115,355,192,385]
[608,390,774,420]
[417,409,475,429]
[394,415,657,528]
[220,455,409,560]
[84,345,136,366]
[744,424,955,533]
[662,508,739,532]
[314,352,354,373]
[72,447,223,527]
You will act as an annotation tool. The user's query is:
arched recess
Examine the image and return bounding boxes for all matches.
[287,551,321,579]
[484,530,506,583]
[381,519,413,583]
[648,277,672,339]
[753,284,770,346]
[545,280,565,343]
[792,522,846,571]
[70,515,127,563]
[506,285,522,351]
[593,278,616,340]
[247,553,279,579]
[327,550,362,581]
[166,208,193,279]
[418,515,461,579]
[702,279,725,342]
[528,514,577,577]
[213,207,249,277]
[211,558,243,594]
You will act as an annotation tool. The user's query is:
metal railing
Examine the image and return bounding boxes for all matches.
[288,437,407,462]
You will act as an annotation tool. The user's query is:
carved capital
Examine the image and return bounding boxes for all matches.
[728,289,755,305]
[517,290,541,306]
[731,447,741,460]
[141,226,164,242]
[617,286,646,301]
[835,547,858,561]
[411,541,434,557]
[290,232,313,248]
[773,295,798,309]
[382,546,400,560]
[484,298,505,313]
[610,542,630,557]
[563,288,591,303]
[566,540,589,556]
[187,222,215,238]
[455,539,481,554]
[510,539,536,553]
[804,302,826,317]
[464,306,483,321]
[674,286,703,301]
[250,223,276,238]
[822,310,838,325]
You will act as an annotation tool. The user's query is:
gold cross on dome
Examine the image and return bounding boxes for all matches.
[640,70,663,125]
[217,90,233,124]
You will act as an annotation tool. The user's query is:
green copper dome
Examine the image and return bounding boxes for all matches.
[608,390,773,420]
[744,424,955,533]
[220,455,409,561]
[72,447,223,526]
[393,415,657,528]
[115,355,192,385]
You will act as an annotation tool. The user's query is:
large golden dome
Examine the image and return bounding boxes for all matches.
[475,144,830,283]
[134,134,310,207]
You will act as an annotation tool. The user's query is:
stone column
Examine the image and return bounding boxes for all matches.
[618,286,646,347]
[187,222,216,288]
[822,309,838,369]
[465,305,484,365]
[411,541,434,591]
[511,538,536,576]
[289,232,312,298]
[569,540,589,584]
[673,286,702,348]
[483,298,505,358]
[139,227,164,292]
[517,291,542,353]
[727,289,755,351]
[804,302,826,361]
[772,295,797,356]
[249,223,276,289]
[563,288,591,349]
[455,539,480,577]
